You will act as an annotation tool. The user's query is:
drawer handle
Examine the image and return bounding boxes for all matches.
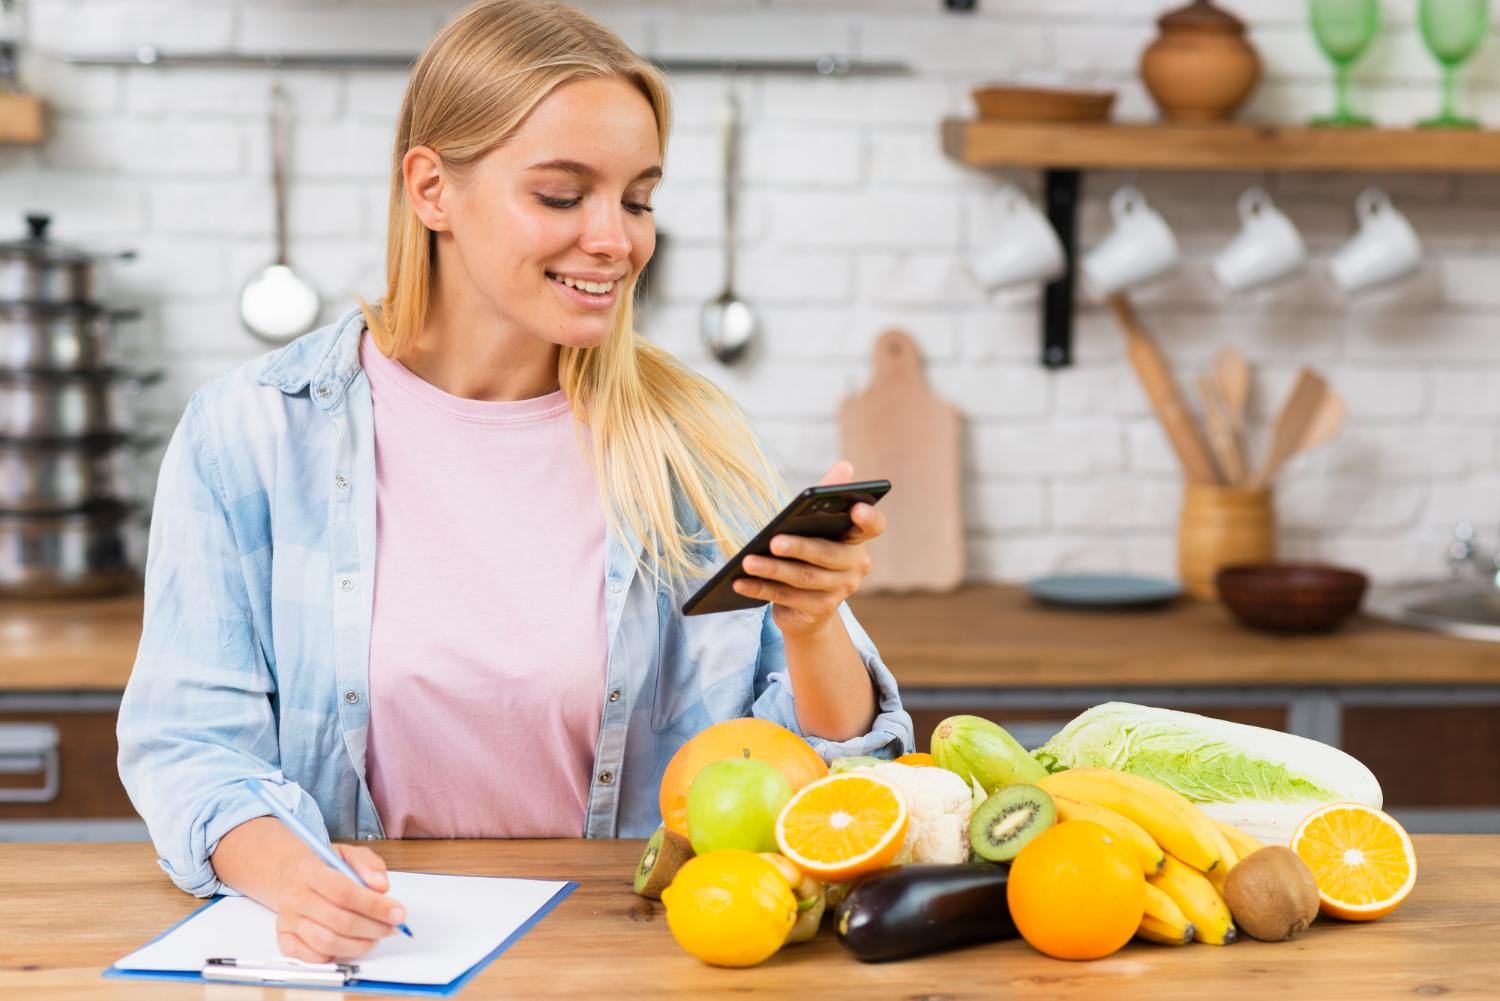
[0,723,60,803]
[994,720,1070,752]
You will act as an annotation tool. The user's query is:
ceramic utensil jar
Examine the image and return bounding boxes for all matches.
[1178,483,1275,600]
[1141,0,1262,122]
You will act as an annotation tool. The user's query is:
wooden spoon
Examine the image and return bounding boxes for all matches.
[1251,369,1342,487]
[1197,374,1246,487]
[1108,294,1219,486]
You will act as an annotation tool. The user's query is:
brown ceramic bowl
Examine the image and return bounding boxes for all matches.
[970,85,1116,123]
[1215,562,1369,634]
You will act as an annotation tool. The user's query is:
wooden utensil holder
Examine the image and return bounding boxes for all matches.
[1177,483,1274,600]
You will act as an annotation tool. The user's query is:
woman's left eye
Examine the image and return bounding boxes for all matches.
[536,194,654,215]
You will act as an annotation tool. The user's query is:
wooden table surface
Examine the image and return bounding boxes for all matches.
[1,837,1495,1000]
[5,584,1498,693]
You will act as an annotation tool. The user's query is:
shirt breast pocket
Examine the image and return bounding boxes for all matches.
[651,597,765,735]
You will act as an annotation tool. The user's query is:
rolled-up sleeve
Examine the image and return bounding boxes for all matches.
[750,602,914,761]
[116,393,328,898]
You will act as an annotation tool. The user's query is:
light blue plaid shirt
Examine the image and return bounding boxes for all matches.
[117,308,913,898]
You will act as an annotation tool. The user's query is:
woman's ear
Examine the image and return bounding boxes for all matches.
[402,145,450,232]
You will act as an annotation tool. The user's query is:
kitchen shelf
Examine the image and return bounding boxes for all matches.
[0,93,43,144]
[941,119,1500,368]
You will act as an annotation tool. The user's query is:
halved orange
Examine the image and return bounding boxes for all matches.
[1290,802,1417,922]
[773,772,908,882]
[893,752,935,767]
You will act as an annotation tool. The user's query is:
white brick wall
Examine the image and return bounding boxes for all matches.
[7,0,1499,584]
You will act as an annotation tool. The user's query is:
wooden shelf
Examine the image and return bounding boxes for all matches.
[942,118,1500,174]
[0,93,44,144]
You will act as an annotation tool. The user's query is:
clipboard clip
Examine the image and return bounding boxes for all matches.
[203,956,359,987]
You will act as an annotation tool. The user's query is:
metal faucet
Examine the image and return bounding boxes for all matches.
[1446,523,1500,589]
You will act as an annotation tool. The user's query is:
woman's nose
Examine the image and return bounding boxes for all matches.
[579,205,632,259]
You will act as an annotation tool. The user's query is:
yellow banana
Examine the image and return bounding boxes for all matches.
[1037,769,1224,873]
[1206,828,1239,896]
[1136,882,1194,946]
[1051,794,1165,876]
[1214,818,1265,861]
[1148,853,1237,946]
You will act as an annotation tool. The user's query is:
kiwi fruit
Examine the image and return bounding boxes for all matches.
[633,825,694,899]
[1222,845,1321,942]
[968,784,1055,863]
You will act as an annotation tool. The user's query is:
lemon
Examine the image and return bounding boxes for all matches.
[660,850,797,967]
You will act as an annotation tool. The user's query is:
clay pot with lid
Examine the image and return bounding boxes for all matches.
[1140,0,1262,123]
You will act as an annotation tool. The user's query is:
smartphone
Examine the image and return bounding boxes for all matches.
[681,479,892,616]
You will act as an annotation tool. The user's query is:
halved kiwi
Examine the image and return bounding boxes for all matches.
[633,825,694,898]
[968,784,1055,863]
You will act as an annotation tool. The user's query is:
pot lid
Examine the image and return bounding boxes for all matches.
[1158,0,1247,34]
[0,214,97,265]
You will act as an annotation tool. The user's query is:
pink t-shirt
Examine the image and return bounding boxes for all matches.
[360,333,607,838]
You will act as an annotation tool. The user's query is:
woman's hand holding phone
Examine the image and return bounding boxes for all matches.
[731,460,886,639]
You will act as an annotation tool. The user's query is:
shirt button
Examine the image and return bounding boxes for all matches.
[316,385,331,398]
[608,689,621,702]
[335,474,349,489]
[339,577,354,592]
[598,770,614,785]
[344,690,360,704]
[607,578,624,594]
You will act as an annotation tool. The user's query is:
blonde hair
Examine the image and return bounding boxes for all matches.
[359,0,784,593]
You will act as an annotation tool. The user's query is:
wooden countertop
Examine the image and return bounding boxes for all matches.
[1,837,1493,999]
[850,585,1500,688]
[4,584,1497,693]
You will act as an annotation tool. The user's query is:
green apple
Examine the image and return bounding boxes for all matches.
[685,756,793,855]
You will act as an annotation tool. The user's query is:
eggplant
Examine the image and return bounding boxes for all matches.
[834,863,1019,962]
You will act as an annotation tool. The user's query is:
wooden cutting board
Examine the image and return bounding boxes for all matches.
[838,329,964,593]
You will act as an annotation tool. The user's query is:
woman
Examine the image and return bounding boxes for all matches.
[117,0,912,965]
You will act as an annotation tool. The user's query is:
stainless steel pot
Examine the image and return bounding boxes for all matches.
[0,369,160,439]
[0,302,140,373]
[0,503,138,598]
[0,214,133,306]
[0,437,148,512]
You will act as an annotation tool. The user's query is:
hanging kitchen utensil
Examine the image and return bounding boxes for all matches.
[1251,368,1339,487]
[838,329,964,593]
[1107,294,1218,485]
[700,89,756,365]
[240,82,320,345]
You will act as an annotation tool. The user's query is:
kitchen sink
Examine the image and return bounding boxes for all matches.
[1365,579,1500,643]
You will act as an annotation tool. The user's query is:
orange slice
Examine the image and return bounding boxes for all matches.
[893,752,935,767]
[1290,802,1417,922]
[774,772,909,882]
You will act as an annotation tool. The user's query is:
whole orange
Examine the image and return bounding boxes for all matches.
[659,718,828,836]
[1006,820,1147,961]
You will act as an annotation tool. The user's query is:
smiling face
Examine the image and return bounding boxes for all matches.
[433,75,662,350]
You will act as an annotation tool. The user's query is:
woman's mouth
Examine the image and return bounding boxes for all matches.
[546,271,621,310]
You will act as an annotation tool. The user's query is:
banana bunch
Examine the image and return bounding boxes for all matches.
[1037,768,1263,947]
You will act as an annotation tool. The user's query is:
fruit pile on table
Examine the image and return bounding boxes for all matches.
[633,705,1418,967]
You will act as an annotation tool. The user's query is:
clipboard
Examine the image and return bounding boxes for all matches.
[104,871,576,997]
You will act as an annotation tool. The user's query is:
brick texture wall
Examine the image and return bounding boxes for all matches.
[4,0,1497,583]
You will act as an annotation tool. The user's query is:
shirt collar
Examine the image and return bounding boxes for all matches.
[254,307,367,411]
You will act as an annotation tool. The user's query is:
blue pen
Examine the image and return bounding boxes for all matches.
[243,777,413,938]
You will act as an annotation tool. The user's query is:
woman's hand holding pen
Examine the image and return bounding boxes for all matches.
[275,844,406,963]
[732,459,886,640]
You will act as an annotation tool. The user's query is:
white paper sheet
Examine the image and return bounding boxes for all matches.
[112,871,571,986]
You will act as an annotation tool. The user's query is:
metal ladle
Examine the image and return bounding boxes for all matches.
[240,82,321,345]
[700,90,756,365]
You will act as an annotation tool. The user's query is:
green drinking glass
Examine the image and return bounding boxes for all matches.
[1308,0,1380,126]
[1418,0,1490,128]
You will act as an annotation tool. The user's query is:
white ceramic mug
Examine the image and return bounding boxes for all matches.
[1081,186,1180,298]
[1212,187,1307,292]
[967,184,1066,290]
[1329,188,1423,294]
